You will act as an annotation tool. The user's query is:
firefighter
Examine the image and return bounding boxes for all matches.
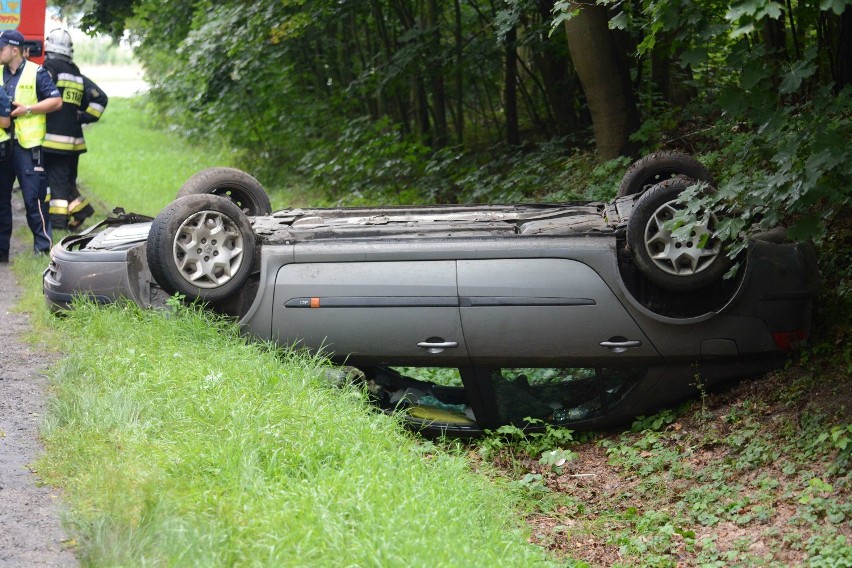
[0,29,61,261]
[42,28,108,231]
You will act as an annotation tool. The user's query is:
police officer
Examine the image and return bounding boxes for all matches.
[0,29,61,261]
[42,29,108,231]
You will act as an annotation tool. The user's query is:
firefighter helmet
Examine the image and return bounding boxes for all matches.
[45,28,74,58]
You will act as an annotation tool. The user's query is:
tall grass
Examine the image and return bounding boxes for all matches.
[78,98,238,216]
[37,300,550,566]
[78,97,303,215]
[26,98,555,566]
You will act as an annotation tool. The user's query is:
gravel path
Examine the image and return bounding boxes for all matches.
[0,197,78,567]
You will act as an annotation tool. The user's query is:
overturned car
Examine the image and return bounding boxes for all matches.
[44,153,818,436]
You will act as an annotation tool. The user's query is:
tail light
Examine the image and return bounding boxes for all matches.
[772,329,808,352]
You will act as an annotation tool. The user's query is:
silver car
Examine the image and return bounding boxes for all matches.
[44,154,818,436]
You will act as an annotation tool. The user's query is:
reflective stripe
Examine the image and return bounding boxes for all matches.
[68,197,90,214]
[49,198,69,215]
[56,72,83,87]
[43,132,87,152]
[85,102,104,118]
[57,73,84,106]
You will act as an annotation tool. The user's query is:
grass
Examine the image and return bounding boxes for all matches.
[34,299,550,566]
[79,97,304,215]
[78,98,239,216]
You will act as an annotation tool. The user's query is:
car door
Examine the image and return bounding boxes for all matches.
[272,260,469,365]
[457,258,661,366]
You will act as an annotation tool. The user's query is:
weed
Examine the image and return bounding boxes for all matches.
[630,407,680,432]
[539,448,578,474]
[480,418,577,462]
[804,533,852,568]
[691,367,713,423]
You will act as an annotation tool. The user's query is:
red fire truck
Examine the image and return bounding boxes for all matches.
[0,0,47,64]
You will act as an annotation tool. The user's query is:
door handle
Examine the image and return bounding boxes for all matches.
[417,339,459,354]
[599,339,642,353]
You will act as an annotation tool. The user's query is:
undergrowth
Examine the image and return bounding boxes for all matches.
[33,298,551,566]
[469,285,851,567]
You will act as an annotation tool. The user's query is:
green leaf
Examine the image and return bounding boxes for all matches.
[609,11,629,30]
[741,61,770,89]
[756,2,785,19]
[780,60,818,93]
[726,1,758,21]
[731,22,756,38]
[820,0,852,16]
[679,48,708,68]
[787,216,824,241]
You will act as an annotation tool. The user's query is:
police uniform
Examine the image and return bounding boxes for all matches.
[0,42,60,256]
[0,87,10,262]
[42,57,108,229]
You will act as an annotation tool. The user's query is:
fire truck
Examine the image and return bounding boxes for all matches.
[0,0,47,64]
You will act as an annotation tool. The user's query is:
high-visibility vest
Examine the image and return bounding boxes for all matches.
[13,61,47,149]
[0,90,8,143]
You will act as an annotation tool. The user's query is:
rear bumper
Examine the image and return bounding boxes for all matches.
[43,238,166,311]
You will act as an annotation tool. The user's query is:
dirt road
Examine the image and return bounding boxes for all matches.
[0,197,78,567]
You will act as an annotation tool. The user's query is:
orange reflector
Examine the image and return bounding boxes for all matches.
[310,297,321,308]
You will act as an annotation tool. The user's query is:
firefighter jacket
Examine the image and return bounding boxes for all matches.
[12,61,46,149]
[42,58,108,154]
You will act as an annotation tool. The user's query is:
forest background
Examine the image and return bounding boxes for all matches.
[52,1,850,246]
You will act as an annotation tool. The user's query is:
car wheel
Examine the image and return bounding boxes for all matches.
[177,167,272,215]
[627,177,732,291]
[618,151,715,197]
[147,194,256,302]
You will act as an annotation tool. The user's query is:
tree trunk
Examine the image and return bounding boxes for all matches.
[504,26,520,146]
[533,0,577,136]
[563,2,639,160]
[651,31,698,107]
[427,0,448,148]
[838,6,852,90]
[452,0,464,144]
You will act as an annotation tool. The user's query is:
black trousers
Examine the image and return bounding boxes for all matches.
[45,151,93,229]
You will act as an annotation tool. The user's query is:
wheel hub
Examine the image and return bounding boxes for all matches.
[172,210,245,289]
[643,200,722,277]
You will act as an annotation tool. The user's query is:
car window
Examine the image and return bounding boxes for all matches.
[484,367,645,425]
[365,366,475,425]
[389,366,463,387]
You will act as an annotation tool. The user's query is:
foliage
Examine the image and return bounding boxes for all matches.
[70,34,137,66]
[296,116,431,204]
[480,362,852,566]
[52,0,851,253]
[479,418,578,471]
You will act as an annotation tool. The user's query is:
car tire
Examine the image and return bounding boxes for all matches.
[627,177,732,291]
[618,151,715,197]
[147,194,256,302]
[177,167,272,215]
